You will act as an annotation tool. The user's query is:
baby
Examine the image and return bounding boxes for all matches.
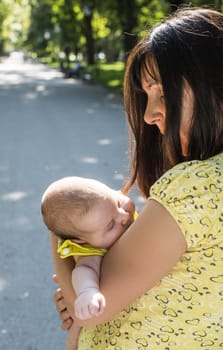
[41,176,136,349]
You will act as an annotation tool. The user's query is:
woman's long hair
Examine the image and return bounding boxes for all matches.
[123,7,223,197]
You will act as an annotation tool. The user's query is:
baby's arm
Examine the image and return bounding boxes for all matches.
[72,255,106,320]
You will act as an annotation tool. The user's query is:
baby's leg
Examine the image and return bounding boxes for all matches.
[66,321,81,350]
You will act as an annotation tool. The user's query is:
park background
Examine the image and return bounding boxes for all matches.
[1,0,223,91]
[0,1,222,350]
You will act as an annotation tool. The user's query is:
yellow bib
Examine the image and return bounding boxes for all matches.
[58,210,138,259]
[57,239,106,258]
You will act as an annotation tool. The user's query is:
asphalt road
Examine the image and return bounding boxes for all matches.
[0,57,145,350]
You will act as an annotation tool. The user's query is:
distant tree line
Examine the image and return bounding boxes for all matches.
[0,0,222,64]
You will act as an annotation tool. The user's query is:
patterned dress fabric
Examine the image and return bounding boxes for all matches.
[78,152,223,349]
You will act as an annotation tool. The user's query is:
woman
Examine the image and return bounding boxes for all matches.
[51,7,223,349]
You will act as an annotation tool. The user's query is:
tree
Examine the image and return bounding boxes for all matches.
[115,0,139,59]
[0,0,9,53]
[27,0,54,55]
[51,0,81,54]
[81,0,95,64]
[167,0,184,12]
[0,0,30,53]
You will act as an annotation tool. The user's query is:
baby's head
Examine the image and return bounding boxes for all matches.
[41,177,135,248]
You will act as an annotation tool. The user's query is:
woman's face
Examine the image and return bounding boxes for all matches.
[141,69,194,156]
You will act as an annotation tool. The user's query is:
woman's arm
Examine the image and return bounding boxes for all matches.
[79,199,187,326]
[52,200,187,327]
[50,231,76,319]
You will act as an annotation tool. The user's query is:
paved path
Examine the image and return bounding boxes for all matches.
[0,58,144,350]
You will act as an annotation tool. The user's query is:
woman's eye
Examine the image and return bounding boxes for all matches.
[148,82,154,89]
[147,79,158,89]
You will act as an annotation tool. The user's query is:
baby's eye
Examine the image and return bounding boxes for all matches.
[71,237,86,244]
[108,220,115,231]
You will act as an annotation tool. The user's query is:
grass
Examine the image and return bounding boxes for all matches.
[87,61,125,93]
[39,56,125,93]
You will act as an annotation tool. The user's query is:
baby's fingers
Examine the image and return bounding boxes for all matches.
[75,291,106,319]
[90,294,106,315]
[75,304,92,320]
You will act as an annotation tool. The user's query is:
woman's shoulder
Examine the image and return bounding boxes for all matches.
[150,152,223,198]
[149,152,223,249]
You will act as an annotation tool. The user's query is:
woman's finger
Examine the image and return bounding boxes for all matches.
[51,273,73,330]
[53,287,72,321]
[60,317,73,331]
[53,289,67,312]
[53,287,63,303]
[52,273,59,284]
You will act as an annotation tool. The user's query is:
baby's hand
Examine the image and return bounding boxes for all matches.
[75,289,106,320]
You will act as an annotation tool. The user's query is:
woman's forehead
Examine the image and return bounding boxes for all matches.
[141,60,160,81]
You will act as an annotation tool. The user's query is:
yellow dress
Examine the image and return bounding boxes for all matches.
[78,152,223,349]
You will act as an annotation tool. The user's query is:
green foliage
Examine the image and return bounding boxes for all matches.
[0,0,9,52]
[26,0,55,55]
[88,61,125,91]
[0,0,221,94]
[186,0,222,9]
[0,0,31,53]
[1,0,222,62]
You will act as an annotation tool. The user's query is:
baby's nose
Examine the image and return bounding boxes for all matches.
[119,211,130,226]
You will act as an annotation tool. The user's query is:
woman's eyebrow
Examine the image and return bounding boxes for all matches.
[141,79,156,91]
[143,78,162,89]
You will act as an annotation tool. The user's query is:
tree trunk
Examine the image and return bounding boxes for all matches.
[83,11,95,65]
[117,0,138,60]
[167,0,184,12]
[217,0,222,10]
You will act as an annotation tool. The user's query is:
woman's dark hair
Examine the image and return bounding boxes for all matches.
[123,7,223,197]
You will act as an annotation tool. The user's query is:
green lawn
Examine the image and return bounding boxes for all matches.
[40,56,125,93]
[88,61,125,92]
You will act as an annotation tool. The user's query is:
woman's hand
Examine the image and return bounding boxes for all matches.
[52,274,73,330]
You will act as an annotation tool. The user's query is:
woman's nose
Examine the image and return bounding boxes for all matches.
[144,106,162,125]
[144,95,163,125]
[143,85,165,126]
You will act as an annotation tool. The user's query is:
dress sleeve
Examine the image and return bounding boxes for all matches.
[149,160,222,251]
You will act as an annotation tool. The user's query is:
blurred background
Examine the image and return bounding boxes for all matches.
[0,0,222,91]
[0,1,222,349]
